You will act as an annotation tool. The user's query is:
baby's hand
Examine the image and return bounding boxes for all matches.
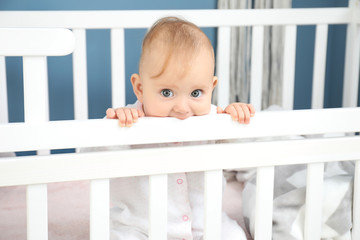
[106,107,145,127]
[217,103,255,124]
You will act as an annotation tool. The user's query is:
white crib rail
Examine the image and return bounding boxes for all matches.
[1,108,359,153]
[1,114,360,239]
[1,116,360,184]
[1,112,360,239]
[0,8,352,29]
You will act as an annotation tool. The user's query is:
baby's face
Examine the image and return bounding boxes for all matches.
[139,48,217,120]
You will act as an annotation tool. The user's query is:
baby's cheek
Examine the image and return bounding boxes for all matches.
[143,104,169,117]
[193,103,212,116]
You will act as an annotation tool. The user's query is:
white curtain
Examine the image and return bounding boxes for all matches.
[217,0,291,109]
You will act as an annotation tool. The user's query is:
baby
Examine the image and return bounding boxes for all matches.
[106,16,254,240]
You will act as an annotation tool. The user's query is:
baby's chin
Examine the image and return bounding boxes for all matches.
[172,111,211,120]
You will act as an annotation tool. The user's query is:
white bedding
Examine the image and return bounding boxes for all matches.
[241,159,354,240]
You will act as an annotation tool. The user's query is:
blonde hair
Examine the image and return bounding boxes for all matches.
[139,16,214,78]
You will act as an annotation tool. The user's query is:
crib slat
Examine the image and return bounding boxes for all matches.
[254,166,274,240]
[311,24,328,109]
[23,57,49,122]
[352,160,360,239]
[282,25,297,110]
[23,56,49,240]
[149,174,167,240]
[216,26,231,109]
[72,29,88,120]
[204,170,223,240]
[90,179,110,240]
[304,162,324,240]
[342,19,360,107]
[250,26,264,111]
[110,28,126,108]
[0,56,8,123]
[27,184,48,240]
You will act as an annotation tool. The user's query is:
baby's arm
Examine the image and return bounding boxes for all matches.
[217,103,255,124]
[106,107,145,127]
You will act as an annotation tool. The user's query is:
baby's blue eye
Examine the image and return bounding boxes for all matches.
[161,89,173,98]
[191,89,202,98]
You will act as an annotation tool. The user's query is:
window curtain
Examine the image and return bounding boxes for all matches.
[217,0,291,109]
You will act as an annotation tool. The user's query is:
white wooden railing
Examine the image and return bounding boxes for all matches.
[1,109,360,240]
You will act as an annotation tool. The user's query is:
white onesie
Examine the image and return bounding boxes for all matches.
[110,101,246,240]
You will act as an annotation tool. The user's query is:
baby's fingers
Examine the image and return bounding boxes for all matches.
[123,108,137,127]
[225,103,254,124]
[225,105,240,122]
[232,104,249,124]
[129,109,145,124]
[118,108,144,127]
[248,104,255,117]
[129,108,139,124]
[106,108,116,119]
[239,104,251,124]
[115,108,128,127]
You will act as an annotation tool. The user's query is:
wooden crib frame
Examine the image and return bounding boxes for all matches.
[1,2,360,240]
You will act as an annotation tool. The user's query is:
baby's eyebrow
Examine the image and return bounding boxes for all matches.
[191,84,211,90]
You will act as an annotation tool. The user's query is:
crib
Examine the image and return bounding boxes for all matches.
[0,3,360,240]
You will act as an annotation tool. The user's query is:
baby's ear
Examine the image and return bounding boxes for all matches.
[212,76,218,89]
[131,73,143,103]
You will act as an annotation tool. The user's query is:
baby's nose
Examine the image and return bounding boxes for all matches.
[173,98,190,114]
[172,99,192,120]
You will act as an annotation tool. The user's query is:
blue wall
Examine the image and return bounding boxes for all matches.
[2,0,357,123]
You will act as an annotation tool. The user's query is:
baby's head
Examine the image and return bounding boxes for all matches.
[131,16,218,119]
